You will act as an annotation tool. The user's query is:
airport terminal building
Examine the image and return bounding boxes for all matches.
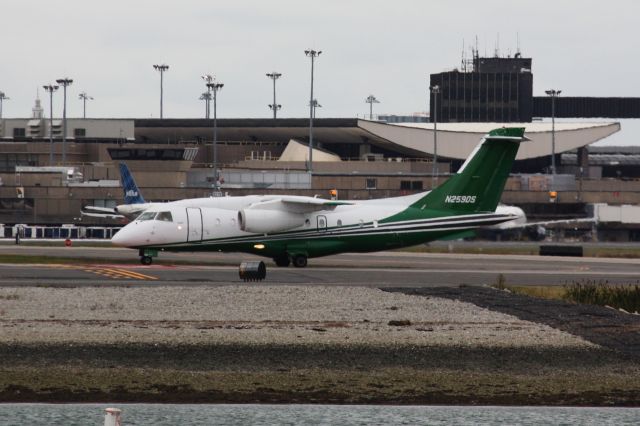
[2,103,639,241]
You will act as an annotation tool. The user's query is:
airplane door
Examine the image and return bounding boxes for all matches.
[186,208,203,242]
[317,215,328,232]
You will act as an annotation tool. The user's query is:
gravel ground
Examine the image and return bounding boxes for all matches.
[3,285,639,405]
[0,286,593,348]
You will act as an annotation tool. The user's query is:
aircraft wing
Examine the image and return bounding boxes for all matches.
[82,205,117,214]
[500,217,596,230]
[249,197,353,214]
[81,204,147,220]
[80,207,124,220]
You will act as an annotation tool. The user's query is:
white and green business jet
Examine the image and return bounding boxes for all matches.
[112,127,527,272]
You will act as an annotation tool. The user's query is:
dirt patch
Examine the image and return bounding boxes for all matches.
[384,286,640,358]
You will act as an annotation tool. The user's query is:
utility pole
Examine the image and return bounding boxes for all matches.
[430,84,440,188]
[305,49,321,173]
[266,72,282,119]
[55,78,73,165]
[153,64,169,119]
[365,95,379,120]
[43,84,59,165]
[206,80,224,190]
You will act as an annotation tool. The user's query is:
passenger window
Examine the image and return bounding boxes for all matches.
[137,212,156,221]
[156,212,173,222]
[337,219,342,227]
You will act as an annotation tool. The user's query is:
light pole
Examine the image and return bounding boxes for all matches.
[78,92,93,119]
[56,78,73,165]
[310,99,322,119]
[545,89,562,175]
[0,91,9,118]
[199,92,212,118]
[365,95,379,120]
[429,84,440,188]
[206,80,224,190]
[153,64,169,119]
[201,74,214,119]
[305,49,321,173]
[43,84,59,165]
[266,72,282,119]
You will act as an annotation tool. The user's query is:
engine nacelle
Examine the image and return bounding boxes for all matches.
[238,209,305,234]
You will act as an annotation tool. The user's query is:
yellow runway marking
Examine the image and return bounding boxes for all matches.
[45,264,157,280]
[101,268,158,280]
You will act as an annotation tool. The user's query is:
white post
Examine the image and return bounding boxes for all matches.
[104,407,122,426]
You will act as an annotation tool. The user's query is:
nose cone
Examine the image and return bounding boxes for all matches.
[111,224,137,247]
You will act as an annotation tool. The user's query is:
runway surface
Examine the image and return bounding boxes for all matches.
[0,245,637,287]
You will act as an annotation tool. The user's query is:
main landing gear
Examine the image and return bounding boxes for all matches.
[292,254,308,268]
[273,253,308,268]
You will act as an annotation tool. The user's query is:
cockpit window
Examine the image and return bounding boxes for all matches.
[137,211,156,221]
[156,211,173,222]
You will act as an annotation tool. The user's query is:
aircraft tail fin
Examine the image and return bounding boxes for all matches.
[119,163,145,204]
[412,127,526,214]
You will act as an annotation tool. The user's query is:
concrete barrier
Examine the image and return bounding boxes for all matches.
[539,245,584,257]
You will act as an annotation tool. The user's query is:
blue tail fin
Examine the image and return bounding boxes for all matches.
[119,163,145,204]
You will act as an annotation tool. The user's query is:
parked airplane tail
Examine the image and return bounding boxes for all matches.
[412,127,526,214]
[119,163,146,204]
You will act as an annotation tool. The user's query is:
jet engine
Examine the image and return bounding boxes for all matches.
[238,209,306,234]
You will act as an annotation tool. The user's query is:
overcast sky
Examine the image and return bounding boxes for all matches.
[2,0,639,143]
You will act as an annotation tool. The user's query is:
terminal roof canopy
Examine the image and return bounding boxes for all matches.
[359,120,621,160]
[134,118,620,161]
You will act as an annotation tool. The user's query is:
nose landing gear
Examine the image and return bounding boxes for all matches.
[138,249,158,265]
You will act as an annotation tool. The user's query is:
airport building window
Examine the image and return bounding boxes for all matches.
[0,153,37,172]
[108,148,185,161]
[13,128,26,137]
[401,180,424,190]
[74,128,86,138]
[91,199,117,209]
[366,178,377,189]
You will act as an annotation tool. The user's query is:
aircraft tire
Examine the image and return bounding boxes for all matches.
[292,254,308,268]
[140,256,153,265]
[274,255,291,267]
